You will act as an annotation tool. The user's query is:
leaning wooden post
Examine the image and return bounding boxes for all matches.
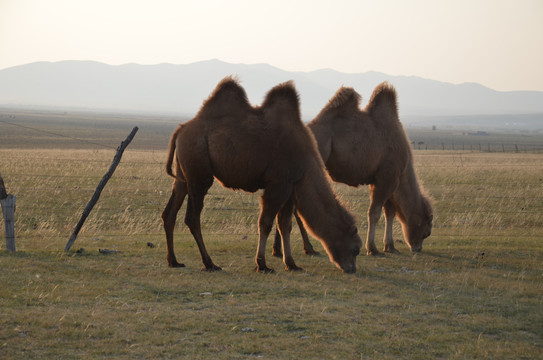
[0,171,16,252]
[65,127,139,252]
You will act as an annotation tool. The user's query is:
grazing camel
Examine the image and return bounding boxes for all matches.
[162,77,362,273]
[273,82,433,256]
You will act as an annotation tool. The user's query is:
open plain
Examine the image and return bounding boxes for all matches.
[0,109,542,359]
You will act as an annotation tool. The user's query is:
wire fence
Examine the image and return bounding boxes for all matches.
[411,141,543,153]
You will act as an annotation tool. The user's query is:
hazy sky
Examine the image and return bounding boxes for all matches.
[1,0,542,92]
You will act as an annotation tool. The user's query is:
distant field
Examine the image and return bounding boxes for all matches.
[0,109,542,359]
[2,107,543,152]
[0,108,185,150]
[407,127,543,153]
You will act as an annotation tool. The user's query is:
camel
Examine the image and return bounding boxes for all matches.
[161,77,362,273]
[272,82,433,256]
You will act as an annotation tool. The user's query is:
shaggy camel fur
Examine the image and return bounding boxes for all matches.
[162,77,362,273]
[273,82,433,256]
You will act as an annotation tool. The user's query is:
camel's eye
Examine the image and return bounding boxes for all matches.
[353,247,360,257]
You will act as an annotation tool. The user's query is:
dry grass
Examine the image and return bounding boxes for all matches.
[0,138,542,358]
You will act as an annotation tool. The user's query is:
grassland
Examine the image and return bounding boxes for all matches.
[0,109,542,359]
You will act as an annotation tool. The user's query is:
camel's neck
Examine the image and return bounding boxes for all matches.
[292,159,354,243]
[395,161,426,220]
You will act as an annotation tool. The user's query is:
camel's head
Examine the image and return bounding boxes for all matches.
[325,225,362,274]
[403,197,433,252]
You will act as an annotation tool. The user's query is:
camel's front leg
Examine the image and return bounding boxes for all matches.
[256,184,292,273]
[256,213,275,273]
[366,184,387,256]
[272,228,283,258]
[277,197,303,271]
[383,200,400,254]
[294,210,318,256]
[272,208,318,258]
[367,178,399,256]
[366,203,382,256]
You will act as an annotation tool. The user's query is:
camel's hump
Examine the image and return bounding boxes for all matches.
[206,76,247,102]
[324,86,362,111]
[261,81,300,111]
[366,82,398,116]
[197,76,249,116]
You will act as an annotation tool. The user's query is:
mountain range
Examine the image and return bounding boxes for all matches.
[1,59,542,126]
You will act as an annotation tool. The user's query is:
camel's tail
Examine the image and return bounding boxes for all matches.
[366,82,399,121]
[165,125,182,179]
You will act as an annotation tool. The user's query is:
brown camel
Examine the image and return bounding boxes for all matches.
[161,77,362,273]
[273,82,433,256]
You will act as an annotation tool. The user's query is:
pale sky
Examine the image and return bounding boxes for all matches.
[1,0,542,92]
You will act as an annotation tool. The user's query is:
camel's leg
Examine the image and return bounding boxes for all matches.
[161,179,188,267]
[366,183,394,256]
[255,184,292,273]
[277,197,303,271]
[294,210,318,255]
[272,208,318,257]
[366,165,401,256]
[272,228,282,258]
[184,181,221,271]
[383,200,400,254]
[366,203,382,255]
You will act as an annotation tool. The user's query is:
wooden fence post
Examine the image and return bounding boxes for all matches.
[0,172,16,252]
[64,127,139,252]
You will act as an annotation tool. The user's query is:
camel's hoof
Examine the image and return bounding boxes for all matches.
[255,266,275,273]
[203,264,222,271]
[285,265,304,272]
[367,249,384,257]
[169,261,186,268]
[304,249,320,256]
[384,247,400,254]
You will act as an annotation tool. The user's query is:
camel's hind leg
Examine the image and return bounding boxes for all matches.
[162,179,188,267]
[185,180,221,271]
[383,200,400,253]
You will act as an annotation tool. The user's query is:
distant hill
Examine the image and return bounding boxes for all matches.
[1,60,543,125]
